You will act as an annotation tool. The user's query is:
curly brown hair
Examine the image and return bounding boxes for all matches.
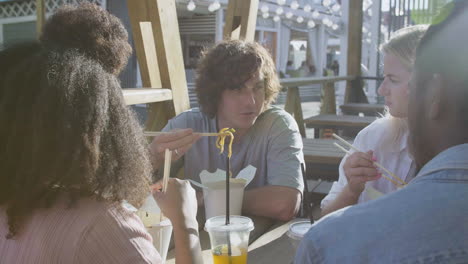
[0,43,151,238]
[195,40,281,118]
[40,3,132,75]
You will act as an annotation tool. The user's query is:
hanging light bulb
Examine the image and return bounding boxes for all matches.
[322,17,328,25]
[366,38,372,44]
[312,10,320,18]
[187,0,196,11]
[273,15,281,22]
[262,12,269,19]
[213,1,221,11]
[331,4,341,12]
[322,0,332,8]
[304,4,312,12]
[277,0,286,5]
[307,20,316,28]
[368,9,373,16]
[296,16,304,23]
[332,24,338,30]
[362,27,368,33]
[261,5,269,13]
[285,11,293,19]
[290,0,299,10]
[276,7,284,15]
[208,3,215,12]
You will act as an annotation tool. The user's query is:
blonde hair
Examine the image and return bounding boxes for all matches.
[380,25,428,149]
[381,24,429,72]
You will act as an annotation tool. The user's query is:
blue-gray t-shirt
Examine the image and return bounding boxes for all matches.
[163,106,304,193]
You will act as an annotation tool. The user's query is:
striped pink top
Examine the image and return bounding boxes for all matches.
[0,197,162,263]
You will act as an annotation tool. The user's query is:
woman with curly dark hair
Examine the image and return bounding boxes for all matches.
[150,40,304,224]
[0,3,202,264]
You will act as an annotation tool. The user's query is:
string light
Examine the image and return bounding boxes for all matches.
[273,15,281,22]
[322,0,332,8]
[332,4,341,12]
[285,11,293,19]
[296,16,304,23]
[276,7,284,15]
[277,0,286,5]
[262,12,269,19]
[261,5,269,13]
[304,4,312,12]
[290,0,299,10]
[312,10,320,18]
[307,20,316,28]
[187,0,195,11]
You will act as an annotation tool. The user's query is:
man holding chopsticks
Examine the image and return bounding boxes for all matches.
[295,1,468,262]
[149,40,304,223]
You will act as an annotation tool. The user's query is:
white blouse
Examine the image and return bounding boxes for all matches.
[321,117,415,209]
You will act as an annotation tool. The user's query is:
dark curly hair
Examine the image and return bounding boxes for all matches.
[195,40,281,118]
[0,42,151,238]
[40,2,132,75]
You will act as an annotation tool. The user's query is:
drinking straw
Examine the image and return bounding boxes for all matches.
[225,147,232,259]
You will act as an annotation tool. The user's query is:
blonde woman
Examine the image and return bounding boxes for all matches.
[321,25,428,216]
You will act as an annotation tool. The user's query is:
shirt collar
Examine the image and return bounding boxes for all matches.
[412,143,468,183]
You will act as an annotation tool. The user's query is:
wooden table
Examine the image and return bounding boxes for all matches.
[304,114,376,138]
[340,103,385,116]
[166,219,305,264]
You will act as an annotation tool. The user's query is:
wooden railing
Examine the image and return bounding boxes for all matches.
[279,75,356,137]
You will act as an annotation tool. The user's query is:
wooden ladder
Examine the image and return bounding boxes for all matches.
[124,0,259,131]
[125,0,190,131]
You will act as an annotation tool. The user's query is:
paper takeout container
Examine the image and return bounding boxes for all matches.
[125,195,172,263]
[192,165,256,219]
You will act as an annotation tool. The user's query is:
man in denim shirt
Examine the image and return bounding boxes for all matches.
[295,1,468,263]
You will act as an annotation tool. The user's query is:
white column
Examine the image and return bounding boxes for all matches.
[336,0,349,111]
[0,24,3,45]
[368,0,382,103]
[215,8,224,42]
[275,19,281,71]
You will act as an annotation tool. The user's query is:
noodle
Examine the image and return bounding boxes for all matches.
[216,128,235,158]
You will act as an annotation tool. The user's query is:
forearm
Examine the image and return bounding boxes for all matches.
[242,186,301,221]
[172,219,203,264]
[320,184,360,217]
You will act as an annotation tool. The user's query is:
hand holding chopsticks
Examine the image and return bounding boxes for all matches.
[332,133,407,188]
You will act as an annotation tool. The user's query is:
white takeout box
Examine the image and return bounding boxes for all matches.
[194,165,256,219]
[124,195,173,262]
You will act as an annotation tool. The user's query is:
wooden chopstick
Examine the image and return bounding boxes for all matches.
[333,142,403,188]
[160,149,172,222]
[332,133,406,187]
[143,131,220,137]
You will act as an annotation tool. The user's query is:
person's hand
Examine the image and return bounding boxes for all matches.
[149,129,201,169]
[342,150,381,196]
[152,179,198,229]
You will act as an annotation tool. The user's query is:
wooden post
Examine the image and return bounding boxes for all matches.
[127,0,190,131]
[344,1,368,104]
[36,0,45,38]
[319,82,336,138]
[224,0,259,41]
[284,87,306,138]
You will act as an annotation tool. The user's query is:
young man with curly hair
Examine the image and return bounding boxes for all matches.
[150,40,304,223]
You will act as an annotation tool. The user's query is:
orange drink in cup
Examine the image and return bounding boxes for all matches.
[205,215,254,264]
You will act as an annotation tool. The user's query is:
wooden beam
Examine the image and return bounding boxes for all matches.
[147,0,190,115]
[123,88,172,105]
[280,75,355,88]
[127,1,162,88]
[284,87,306,137]
[344,1,368,104]
[224,0,259,41]
[36,0,45,38]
